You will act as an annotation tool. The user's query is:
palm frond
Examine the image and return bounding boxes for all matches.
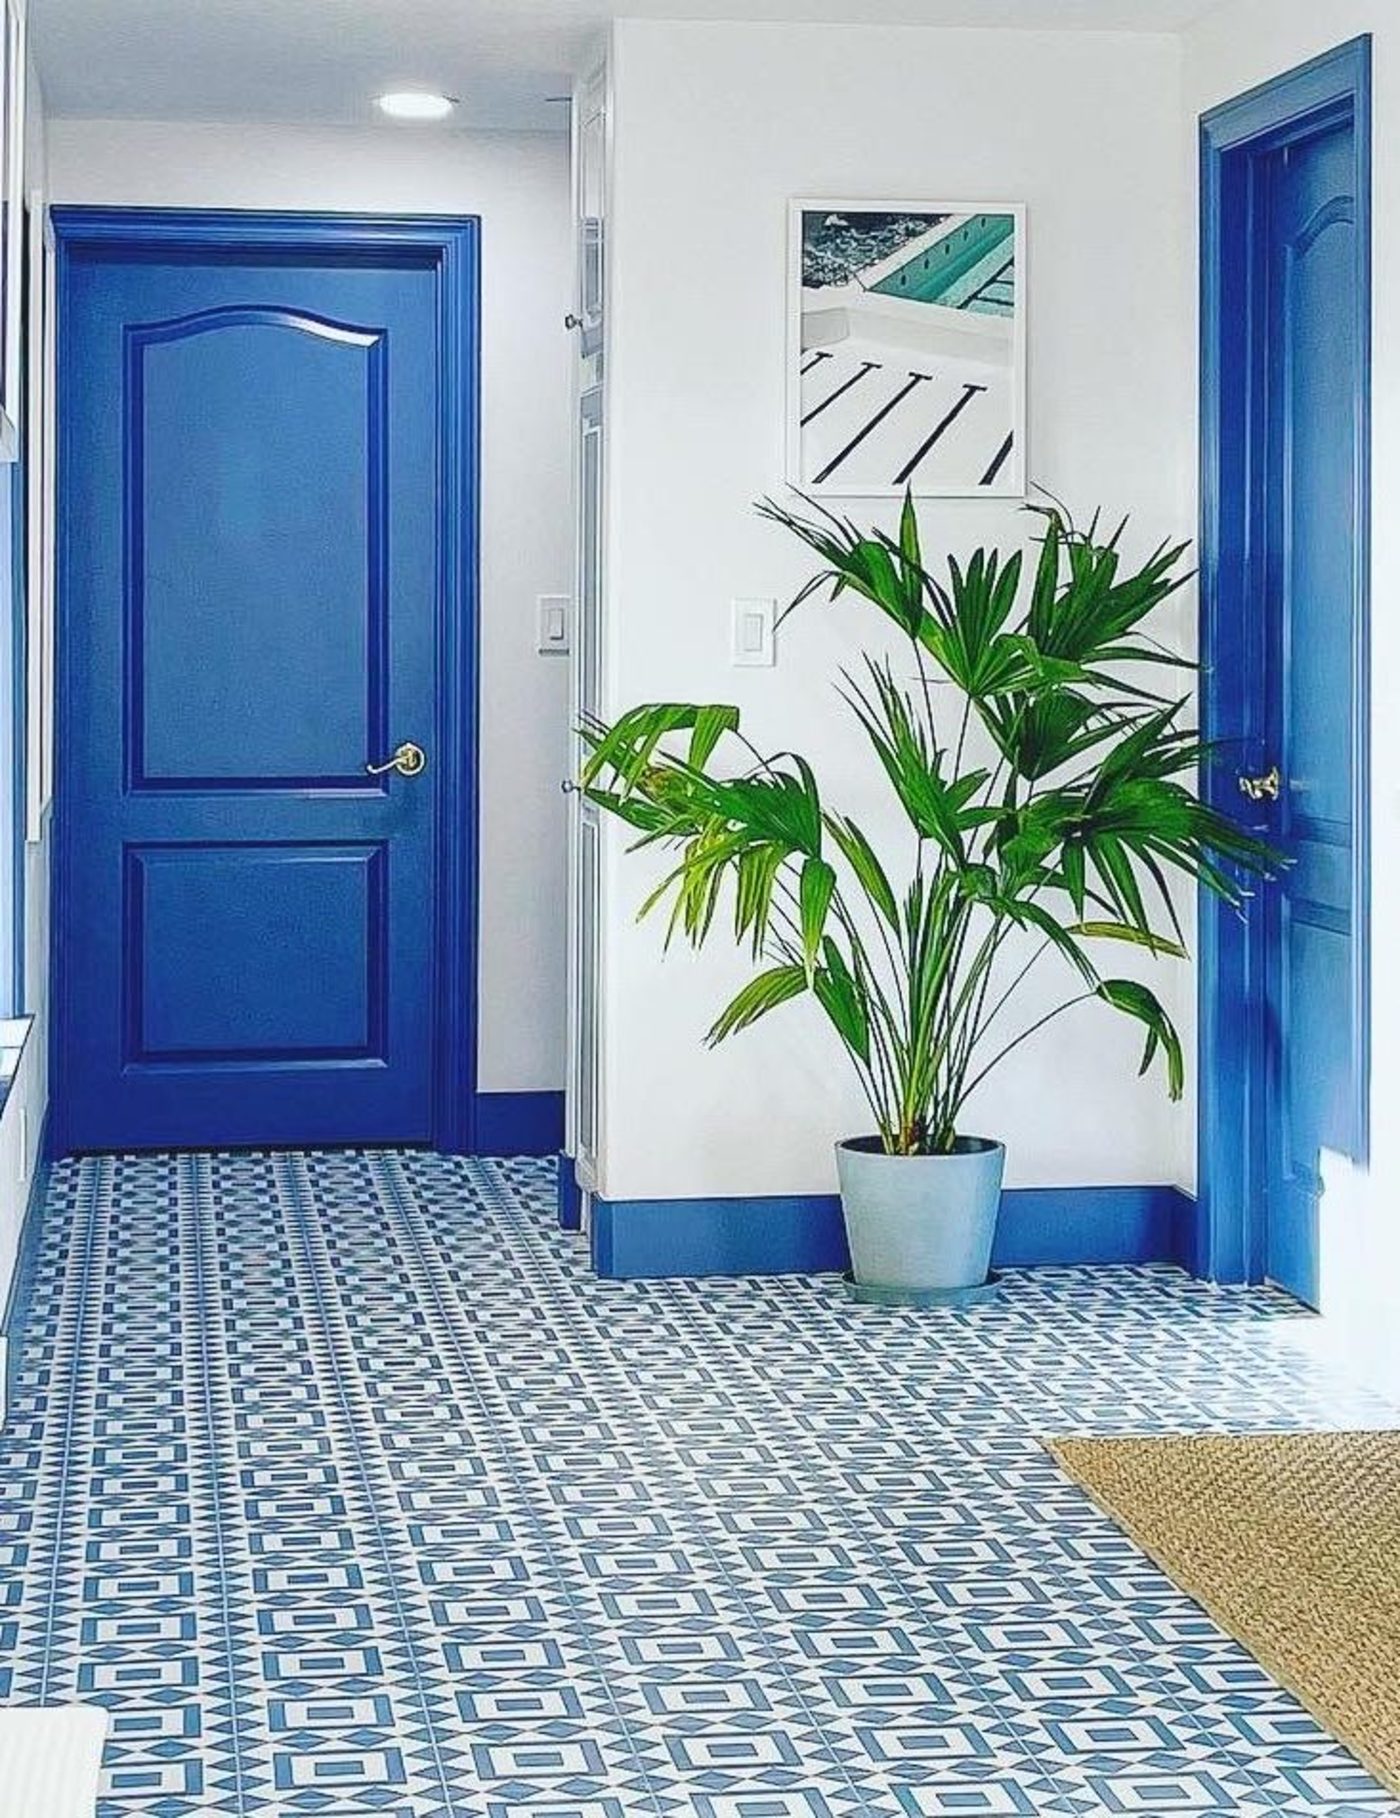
[579,494,1284,1154]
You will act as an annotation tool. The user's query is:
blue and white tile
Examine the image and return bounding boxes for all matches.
[0,1147,1394,1815]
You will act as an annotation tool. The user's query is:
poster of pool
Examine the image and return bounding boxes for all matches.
[788,201,1026,498]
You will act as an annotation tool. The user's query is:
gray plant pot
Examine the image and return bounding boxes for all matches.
[835,1135,1006,1305]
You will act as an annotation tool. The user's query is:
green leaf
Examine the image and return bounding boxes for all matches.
[706,769,823,859]
[1060,841,1087,916]
[898,486,922,575]
[1003,899,1101,989]
[1017,508,1200,702]
[1070,921,1187,959]
[798,857,837,979]
[689,704,741,770]
[756,495,933,642]
[1095,978,1184,1099]
[582,701,738,792]
[733,843,788,956]
[952,864,999,904]
[994,690,1131,782]
[579,784,672,837]
[841,660,986,859]
[1027,512,1063,649]
[813,937,871,1063]
[706,965,810,1045]
[824,814,899,929]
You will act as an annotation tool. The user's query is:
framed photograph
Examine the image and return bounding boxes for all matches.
[25,190,54,838]
[0,0,25,460]
[787,200,1026,499]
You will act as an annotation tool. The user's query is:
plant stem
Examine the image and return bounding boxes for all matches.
[958,992,1094,1107]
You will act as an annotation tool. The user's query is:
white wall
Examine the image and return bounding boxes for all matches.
[1183,3,1400,1393]
[0,52,54,1405]
[46,118,574,1094]
[597,19,1194,1202]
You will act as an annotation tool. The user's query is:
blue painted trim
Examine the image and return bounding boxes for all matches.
[473,1092,564,1158]
[556,1153,583,1231]
[590,1185,1197,1281]
[1198,38,1371,1283]
[1349,42,1374,1180]
[50,208,483,1156]
[4,461,23,1016]
[993,1186,1194,1269]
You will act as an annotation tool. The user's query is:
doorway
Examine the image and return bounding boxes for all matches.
[54,210,480,1154]
[1198,40,1371,1305]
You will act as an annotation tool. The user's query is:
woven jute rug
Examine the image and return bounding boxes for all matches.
[1046,1430,1400,1796]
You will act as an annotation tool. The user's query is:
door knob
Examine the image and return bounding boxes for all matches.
[1237,763,1281,803]
[366,740,427,778]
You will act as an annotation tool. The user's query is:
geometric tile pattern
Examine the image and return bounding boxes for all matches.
[1,1148,1397,1816]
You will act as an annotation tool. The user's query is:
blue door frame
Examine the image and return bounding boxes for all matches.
[1197,40,1371,1282]
[52,208,482,1154]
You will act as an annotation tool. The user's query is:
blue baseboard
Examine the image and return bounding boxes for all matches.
[556,1152,583,1231]
[590,1183,1198,1280]
[993,1184,1194,1269]
[474,1092,564,1158]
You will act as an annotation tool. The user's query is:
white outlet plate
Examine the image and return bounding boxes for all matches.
[732,597,776,667]
[537,594,571,655]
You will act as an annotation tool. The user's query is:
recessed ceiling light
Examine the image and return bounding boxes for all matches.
[376,90,456,121]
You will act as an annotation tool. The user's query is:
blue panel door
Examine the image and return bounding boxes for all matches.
[60,234,445,1149]
[1255,122,1361,1304]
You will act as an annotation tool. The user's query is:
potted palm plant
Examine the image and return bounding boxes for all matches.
[581,496,1275,1303]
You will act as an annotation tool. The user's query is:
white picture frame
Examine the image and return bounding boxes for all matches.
[24,189,53,839]
[0,0,25,461]
[786,198,1027,499]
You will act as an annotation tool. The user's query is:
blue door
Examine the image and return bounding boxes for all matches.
[1200,43,1370,1309]
[1257,123,1361,1302]
[57,213,477,1152]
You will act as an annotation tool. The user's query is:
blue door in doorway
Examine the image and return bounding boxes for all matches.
[1200,42,1370,1309]
[1259,122,1362,1302]
[57,214,473,1152]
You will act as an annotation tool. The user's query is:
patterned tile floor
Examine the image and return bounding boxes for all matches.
[1,1150,1397,1817]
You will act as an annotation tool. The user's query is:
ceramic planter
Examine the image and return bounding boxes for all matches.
[835,1135,1005,1305]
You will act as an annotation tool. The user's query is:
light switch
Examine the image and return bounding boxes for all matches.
[731,597,776,667]
[537,594,571,655]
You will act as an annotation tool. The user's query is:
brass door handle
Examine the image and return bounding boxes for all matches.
[366,740,427,778]
[1238,764,1281,803]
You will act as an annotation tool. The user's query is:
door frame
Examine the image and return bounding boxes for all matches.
[1197,39,1371,1281]
[51,207,483,1155]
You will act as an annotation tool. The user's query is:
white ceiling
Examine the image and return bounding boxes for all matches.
[31,0,1222,135]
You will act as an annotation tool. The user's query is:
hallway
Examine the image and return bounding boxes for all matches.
[0,1151,1394,1815]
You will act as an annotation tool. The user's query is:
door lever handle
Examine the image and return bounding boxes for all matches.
[1237,764,1281,803]
[366,740,427,778]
